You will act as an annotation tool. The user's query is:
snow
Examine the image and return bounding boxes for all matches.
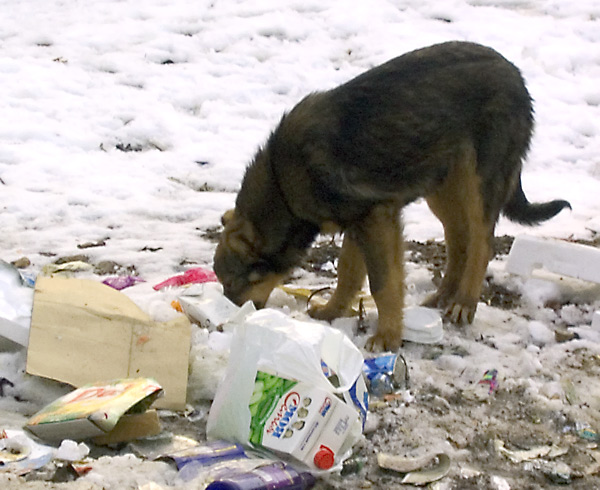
[1,0,600,488]
[528,320,555,346]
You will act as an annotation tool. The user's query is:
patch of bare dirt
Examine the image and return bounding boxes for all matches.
[301,236,522,309]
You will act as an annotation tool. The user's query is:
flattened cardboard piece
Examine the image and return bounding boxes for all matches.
[26,378,162,442]
[26,277,191,410]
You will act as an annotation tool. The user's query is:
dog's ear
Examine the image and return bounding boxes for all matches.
[223,216,262,259]
[221,209,235,226]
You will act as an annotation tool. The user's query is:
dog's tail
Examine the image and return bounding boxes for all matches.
[502,176,571,226]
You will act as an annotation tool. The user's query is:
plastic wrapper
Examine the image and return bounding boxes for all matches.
[102,276,145,291]
[153,267,218,291]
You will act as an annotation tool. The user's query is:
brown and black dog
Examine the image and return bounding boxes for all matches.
[213,41,570,351]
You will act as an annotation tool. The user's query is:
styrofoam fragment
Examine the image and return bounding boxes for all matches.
[403,306,443,344]
[179,288,240,328]
[0,260,33,347]
[0,317,29,347]
[55,439,90,461]
[506,235,600,283]
[179,285,255,329]
[592,311,600,331]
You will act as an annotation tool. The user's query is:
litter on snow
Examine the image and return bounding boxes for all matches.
[507,235,600,285]
[479,369,499,395]
[102,275,146,291]
[153,267,218,291]
[279,285,444,344]
[0,429,55,476]
[159,439,316,489]
[2,227,600,487]
[26,378,163,443]
[40,261,94,276]
[363,352,410,398]
[207,308,367,471]
[377,452,451,485]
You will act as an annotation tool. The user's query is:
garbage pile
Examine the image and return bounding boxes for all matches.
[0,258,432,488]
[2,234,600,488]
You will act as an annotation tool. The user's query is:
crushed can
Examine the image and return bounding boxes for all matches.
[362,353,409,397]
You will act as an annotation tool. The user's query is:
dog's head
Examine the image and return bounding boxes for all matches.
[213,209,287,308]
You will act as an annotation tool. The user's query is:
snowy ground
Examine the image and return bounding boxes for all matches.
[1,0,600,488]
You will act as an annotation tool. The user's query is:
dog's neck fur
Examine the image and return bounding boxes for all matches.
[236,146,319,271]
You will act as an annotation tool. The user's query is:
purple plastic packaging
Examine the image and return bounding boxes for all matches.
[166,440,247,470]
[102,276,145,291]
[205,462,316,490]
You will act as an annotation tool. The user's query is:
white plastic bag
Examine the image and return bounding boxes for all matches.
[206,309,365,469]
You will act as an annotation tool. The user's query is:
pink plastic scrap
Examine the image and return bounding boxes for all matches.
[102,276,145,291]
[153,267,218,291]
[479,369,499,394]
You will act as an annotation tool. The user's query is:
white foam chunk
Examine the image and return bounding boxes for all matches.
[179,283,255,329]
[0,261,34,347]
[403,306,443,344]
[506,235,600,284]
[592,311,600,331]
[55,439,90,461]
[0,317,29,347]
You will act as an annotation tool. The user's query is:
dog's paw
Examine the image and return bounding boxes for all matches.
[445,301,476,325]
[365,332,402,353]
[422,288,454,309]
[308,303,344,322]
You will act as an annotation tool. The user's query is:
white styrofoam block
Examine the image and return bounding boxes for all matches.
[179,282,256,330]
[1,260,33,347]
[0,317,29,347]
[592,311,600,331]
[506,235,600,284]
[179,293,239,329]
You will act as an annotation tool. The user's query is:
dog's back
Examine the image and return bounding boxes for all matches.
[270,42,535,225]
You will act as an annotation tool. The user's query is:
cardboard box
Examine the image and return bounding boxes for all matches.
[26,378,163,442]
[26,277,191,410]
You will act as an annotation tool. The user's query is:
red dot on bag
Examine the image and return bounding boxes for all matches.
[314,445,335,469]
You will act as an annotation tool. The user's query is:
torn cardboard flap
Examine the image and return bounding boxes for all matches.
[92,410,161,445]
[26,277,191,410]
[26,378,163,443]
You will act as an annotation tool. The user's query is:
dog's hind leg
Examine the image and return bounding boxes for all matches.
[448,192,493,325]
[351,204,405,352]
[424,145,493,324]
[308,233,367,322]
[424,191,468,311]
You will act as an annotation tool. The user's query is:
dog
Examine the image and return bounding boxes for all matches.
[213,41,571,351]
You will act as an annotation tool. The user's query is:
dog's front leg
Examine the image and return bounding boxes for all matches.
[354,204,405,352]
[308,233,367,321]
